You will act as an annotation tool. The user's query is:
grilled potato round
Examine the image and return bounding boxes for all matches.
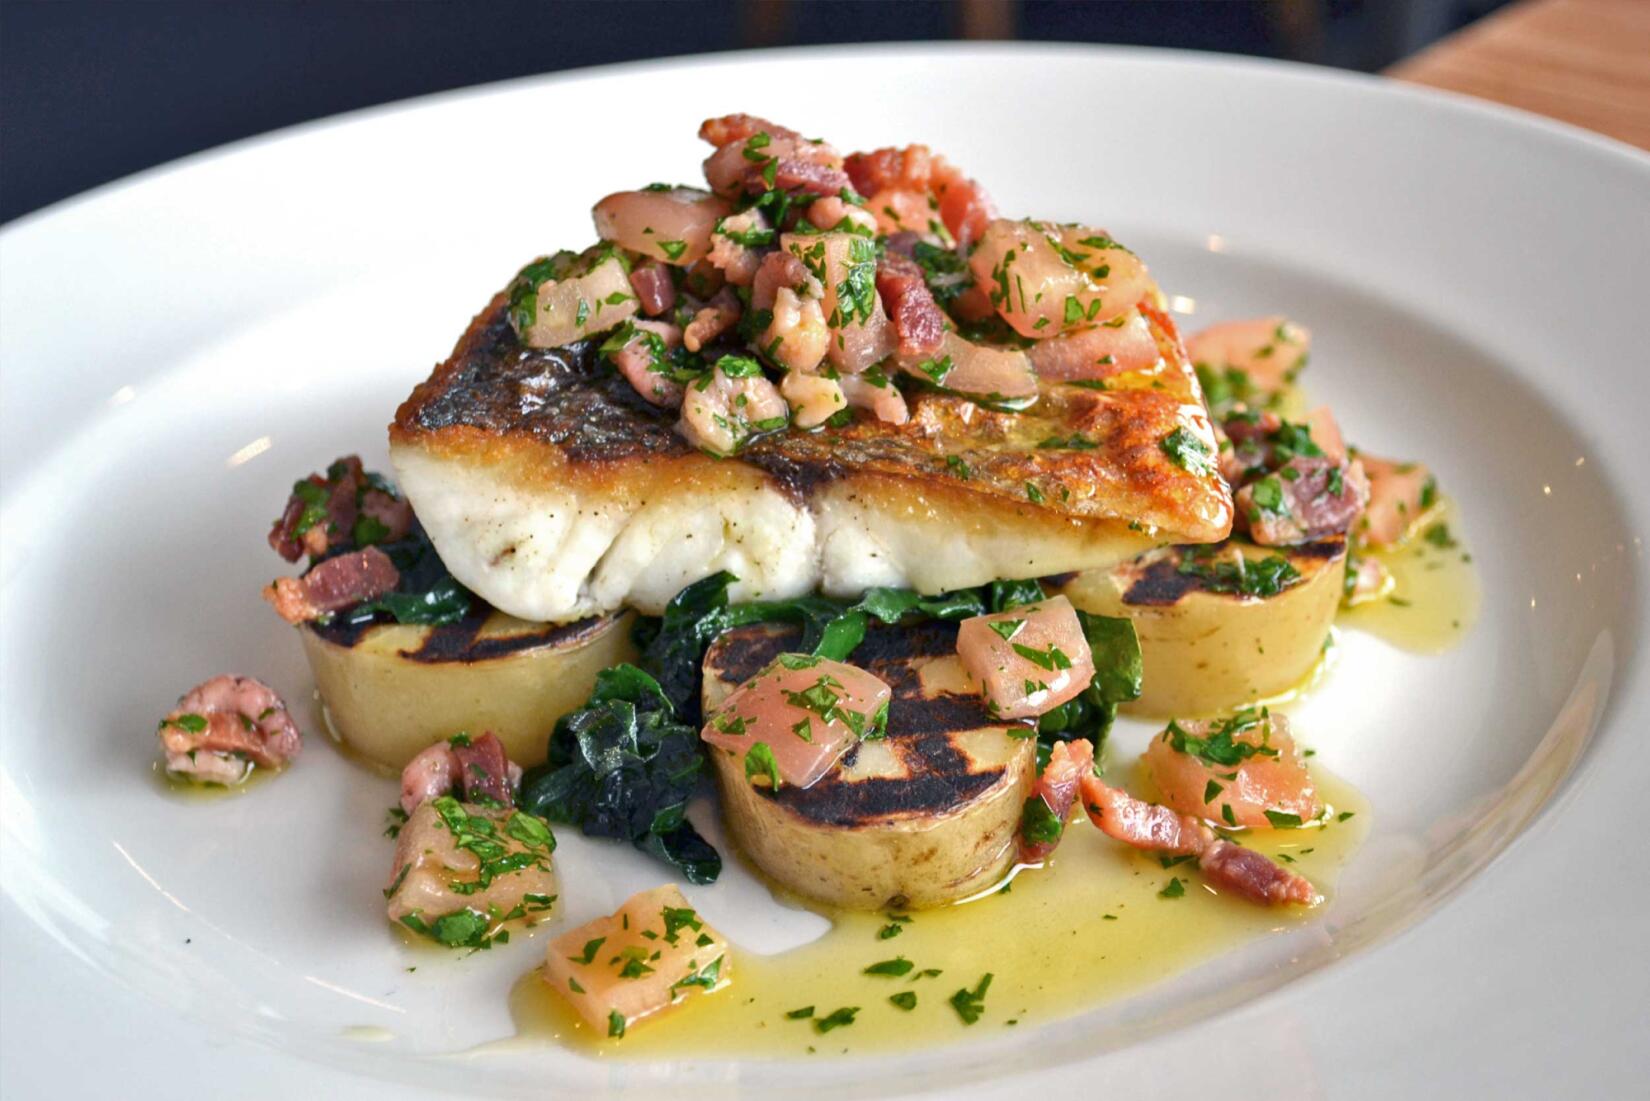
[300,608,635,770]
[703,622,1037,910]
[1059,538,1345,718]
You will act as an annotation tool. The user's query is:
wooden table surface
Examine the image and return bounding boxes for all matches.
[1387,0,1650,151]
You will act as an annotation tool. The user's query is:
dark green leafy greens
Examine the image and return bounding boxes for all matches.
[1034,610,1143,763]
[518,665,721,884]
[635,571,994,720]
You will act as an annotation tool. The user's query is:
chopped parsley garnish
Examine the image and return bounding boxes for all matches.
[745,741,782,791]
[864,957,915,977]
[814,1006,860,1033]
[1011,642,1073,671]
[889,991,918,1011]
[571,937,606,965]
[658,240,688,262]
[1021,796,1063,846]
[1337,811,1356,823]
[1025,482,1046,504]
[786,1006,816,1019]
[945,454,972,480]
[1264,810,1304,829]
[1176,545,1303,598]
[1163,708,1279,768]
[1159,878,1186,899]
[1160,426,1214,475]
[608,1010,627,1038]
[672,955,724,995]
[988,618,1025,641]
[1423,523,1457,549]
[949,973,993,1025]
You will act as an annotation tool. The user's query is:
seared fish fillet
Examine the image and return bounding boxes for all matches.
[390,291,1232,622]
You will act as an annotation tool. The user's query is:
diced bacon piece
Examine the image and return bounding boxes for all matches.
[969,220,1152,338]
[1027,310,1162,381]
[359,485,412,543]
[158,674,301,783]
[384,798,557,933]
[400,742,456,815]
[544,885,730,1036]
[936,173,994,249]
[699,114,848,199]
[262,546,399,624]
[903,330,1037,401]
[1238,456,1369,545]
[453,732,515,808]
[522,254,638,348]
[1185,316,1310,393]
[683,288,741,353]
[780,371,847,429]
[707,210,771,286]
[677,365,788,456]
[268,455,370,562]
[611,320,686,408]
[1200,839,1318,905]
[1079,772,1211,855]
[843,144,996,246]
[1143,711,1320,830]
[1020,737,1094,863]
[1357,454,1433,547]
[593,187,732,266]
[702,654,891,790]
[838,370,909,425]
[628,261,677,316]
[400,732,522,814]
[875,253,946,359]
[956,595,1095,719]
[1079,769,1317,908]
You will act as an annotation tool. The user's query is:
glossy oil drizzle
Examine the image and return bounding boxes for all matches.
[502,766,1369,1058]
[1338,497,1479,653]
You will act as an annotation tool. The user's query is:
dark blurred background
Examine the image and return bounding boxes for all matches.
[1,0,1510,225]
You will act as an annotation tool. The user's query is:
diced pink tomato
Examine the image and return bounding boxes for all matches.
[956,595,1095,719]
[1302,405,1348,462]
[968,220,1152,339]
[1143,710,1319,830]
[701,655,892,789]
[904,330,1037,400]
[1027,309,1162,381]
[592,187,732,266]
[1184,316,1310,393]
[1357,454,1433,547]
[543,885,730,1037]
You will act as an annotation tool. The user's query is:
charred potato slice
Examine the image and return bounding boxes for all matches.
[301,608,635,770]
[703,621,1036,911]
[1059,538,1344,718]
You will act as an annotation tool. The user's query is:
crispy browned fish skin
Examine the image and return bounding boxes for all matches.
[390,289,1232,542]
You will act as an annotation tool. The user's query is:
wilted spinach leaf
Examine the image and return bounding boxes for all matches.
[638,573,997,718]
[518,664,721,884]
[1035,610,1142,759]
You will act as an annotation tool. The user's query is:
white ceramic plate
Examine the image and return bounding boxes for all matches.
[3,44,1647,1099]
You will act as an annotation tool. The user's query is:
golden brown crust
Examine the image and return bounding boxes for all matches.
[390,286,1232,542]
